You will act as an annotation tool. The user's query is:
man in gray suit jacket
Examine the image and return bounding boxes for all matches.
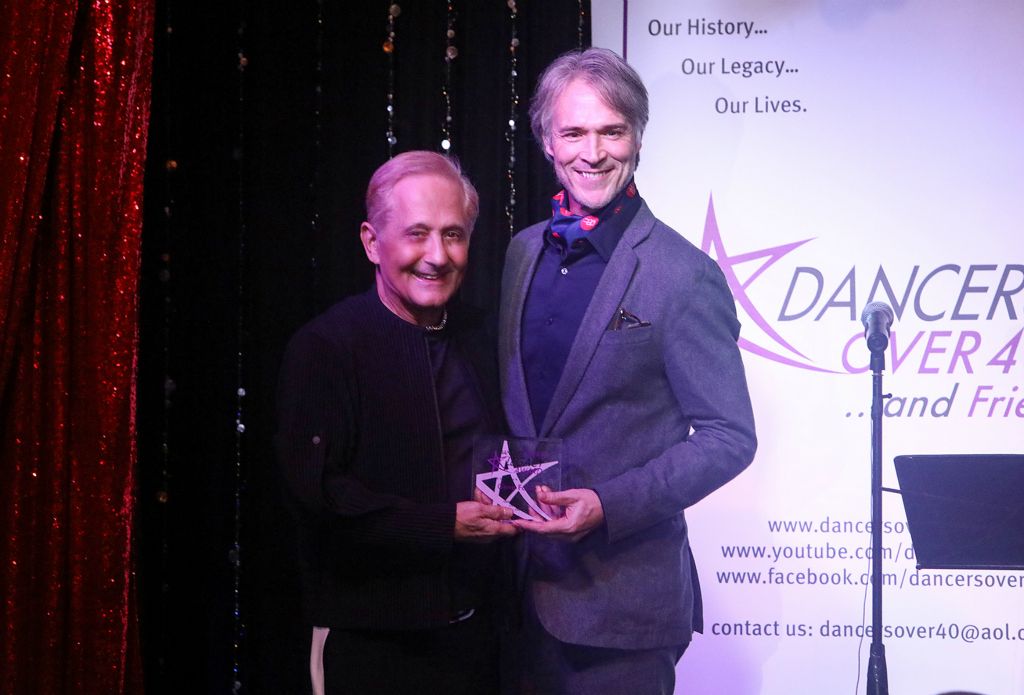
[500,48,757,693]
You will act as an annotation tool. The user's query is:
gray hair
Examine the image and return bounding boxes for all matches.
[365,151,479,231]
[529,47,649,160]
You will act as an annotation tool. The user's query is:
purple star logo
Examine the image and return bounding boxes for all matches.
[700,195,838,373]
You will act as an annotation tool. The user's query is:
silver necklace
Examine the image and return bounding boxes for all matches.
[424,308,448,332]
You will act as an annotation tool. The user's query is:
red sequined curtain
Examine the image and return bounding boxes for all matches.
[0,0,153,692]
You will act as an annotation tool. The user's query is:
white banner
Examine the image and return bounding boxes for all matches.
[592,2,1024,693]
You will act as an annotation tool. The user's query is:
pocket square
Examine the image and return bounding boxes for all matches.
[609,307,651,330]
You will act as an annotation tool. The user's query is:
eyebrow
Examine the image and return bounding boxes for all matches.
[399,222,467,233]
[555,122,629,134]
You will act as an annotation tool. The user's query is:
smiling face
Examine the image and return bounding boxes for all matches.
[360,172,471,327]
[544,78,641,215]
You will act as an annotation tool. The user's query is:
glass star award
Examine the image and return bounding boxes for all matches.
[473,436,561,521]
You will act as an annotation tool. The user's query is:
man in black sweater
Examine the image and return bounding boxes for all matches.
[276,151,517,694]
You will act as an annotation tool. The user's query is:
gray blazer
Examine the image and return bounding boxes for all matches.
[499,202,757,650]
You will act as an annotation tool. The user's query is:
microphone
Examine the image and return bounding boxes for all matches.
[861,302,894,353]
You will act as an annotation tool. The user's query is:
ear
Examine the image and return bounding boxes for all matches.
[543,136,554,160]
[360,222,380,265]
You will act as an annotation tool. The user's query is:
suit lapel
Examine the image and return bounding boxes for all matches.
[501,230,544,439]
[539,204,655,436]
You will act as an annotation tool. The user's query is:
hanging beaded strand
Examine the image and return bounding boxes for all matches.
[231,2,248,691]
[504,0,520,239]
[156,0,175,682]
[441,1,456,153]
[577,0,586,49]
[310,0,324,308]
[384,3,399,157]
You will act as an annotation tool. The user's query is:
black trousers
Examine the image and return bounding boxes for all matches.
[323,610,499,695]
[510,592,688,695]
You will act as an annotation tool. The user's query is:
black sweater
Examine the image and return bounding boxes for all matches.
[275,289,502,630]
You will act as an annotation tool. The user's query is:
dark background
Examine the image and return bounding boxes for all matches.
[137,2,589,692]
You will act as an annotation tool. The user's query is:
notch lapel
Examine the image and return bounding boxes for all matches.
[500,231,544,439]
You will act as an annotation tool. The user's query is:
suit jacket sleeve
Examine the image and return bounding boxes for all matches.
[592,253,757,543]
[275,326,455,564]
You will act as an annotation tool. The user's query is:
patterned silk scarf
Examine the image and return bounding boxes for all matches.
[548,180,640,247]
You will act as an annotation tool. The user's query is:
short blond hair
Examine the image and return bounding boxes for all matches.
[364,151,479,231]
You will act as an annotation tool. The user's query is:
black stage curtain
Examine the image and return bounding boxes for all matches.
[137,2,588,693]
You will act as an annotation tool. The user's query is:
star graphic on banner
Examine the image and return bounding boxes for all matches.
[700,195,838,373]
[476,440,559,521]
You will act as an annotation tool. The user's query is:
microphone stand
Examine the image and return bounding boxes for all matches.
[866,346,889,695]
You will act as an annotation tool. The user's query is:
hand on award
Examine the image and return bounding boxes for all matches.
[512,486,605,542]
[454,498,519,542]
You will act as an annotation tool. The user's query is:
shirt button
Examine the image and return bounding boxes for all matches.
[546,317,554,325]
[560,267,568,275]
[312,435,321,445]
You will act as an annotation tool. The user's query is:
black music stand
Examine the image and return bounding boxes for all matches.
[893,454,1024,570]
